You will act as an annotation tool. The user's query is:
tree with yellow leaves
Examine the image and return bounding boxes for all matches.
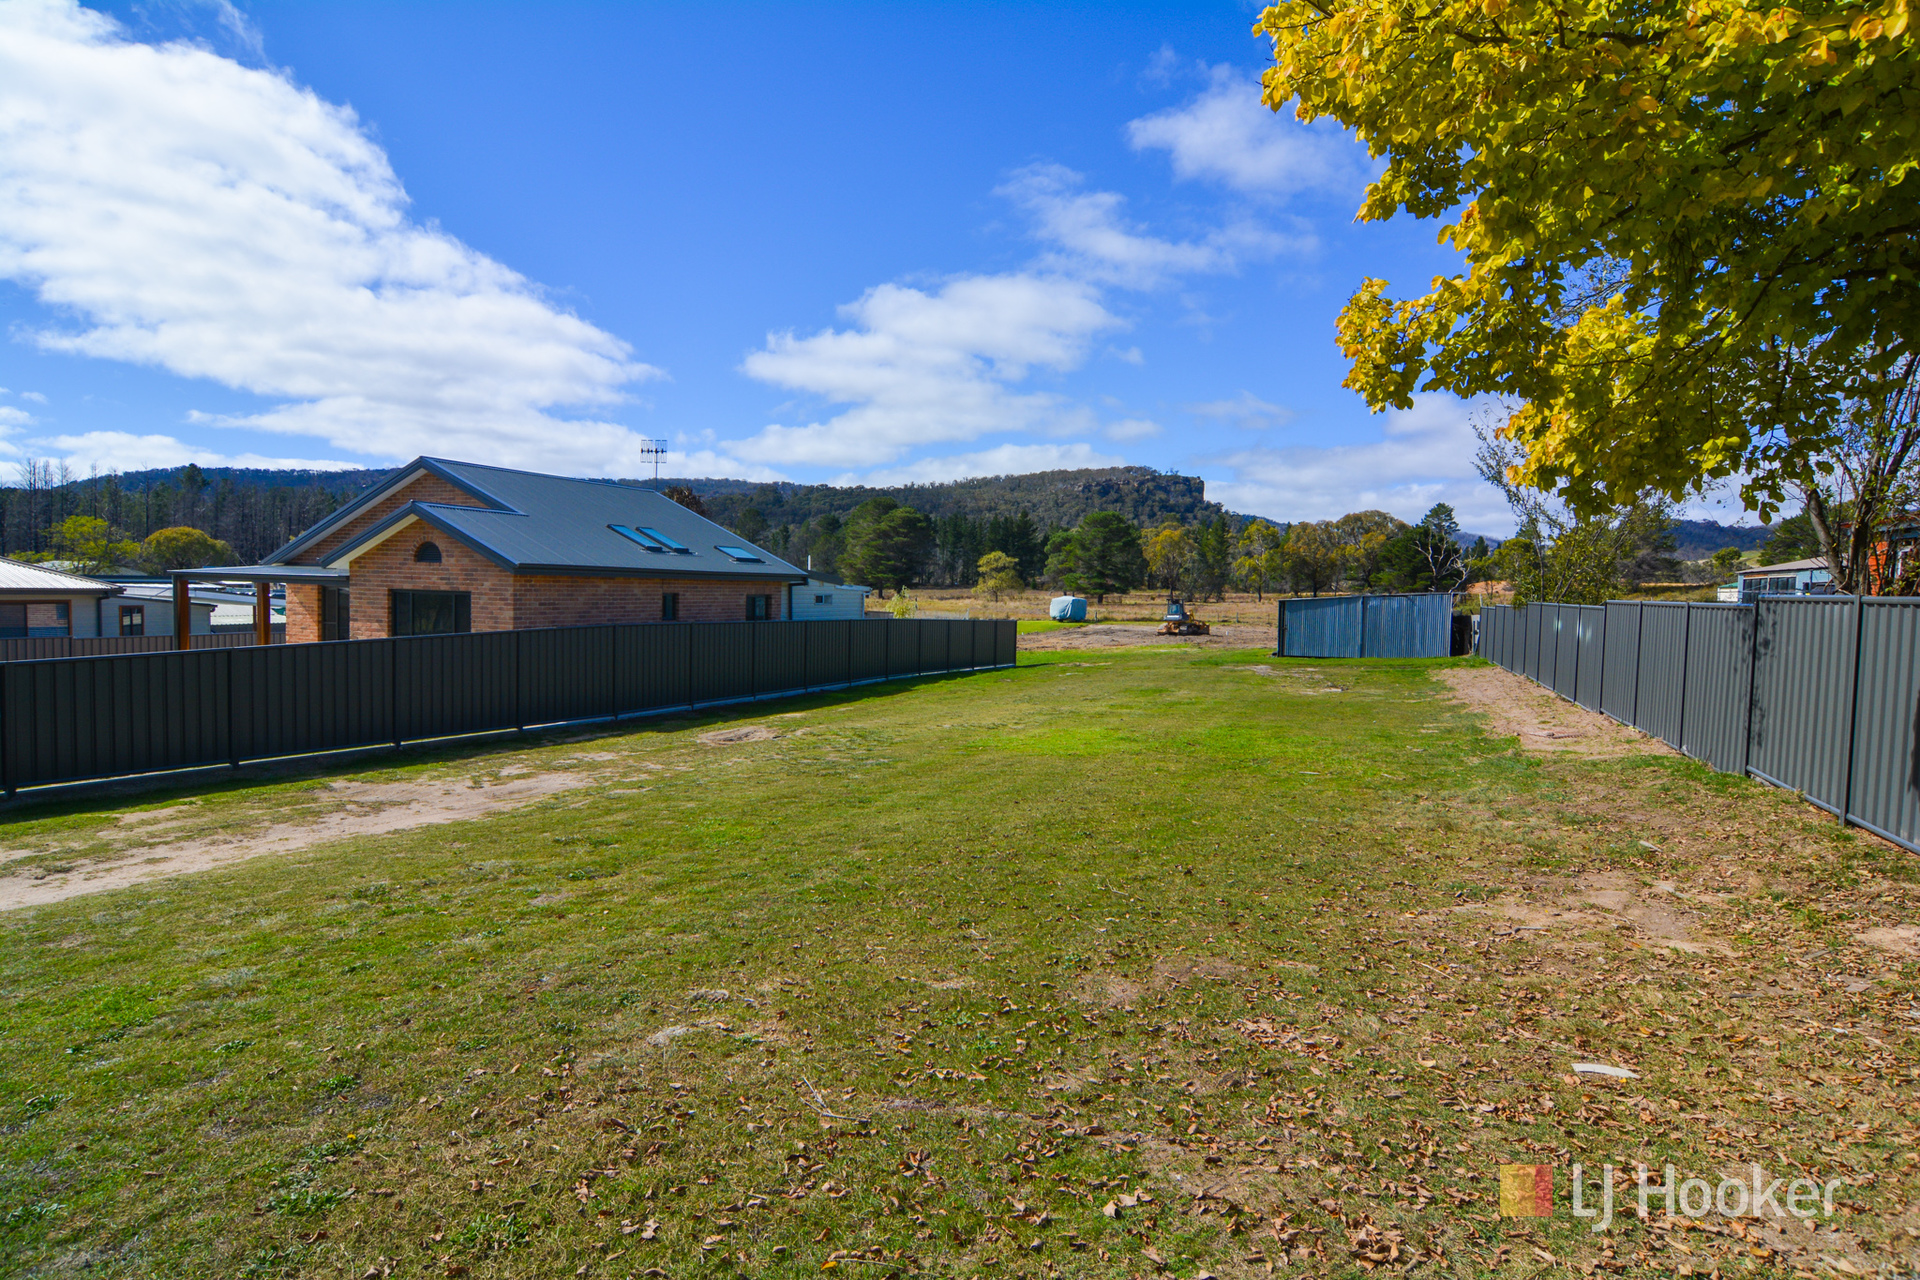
[1257,0,1919,519]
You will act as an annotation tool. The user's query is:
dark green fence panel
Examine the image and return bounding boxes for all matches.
[621,623,690,712]
[2,649,229,787]
[230,638,392,760]
[394,630,518,741]
[754,620,808,695]
[804,621,851,688]
[691,623,755,704]
[884,622,917,678]
[519,626,620,726]
[851,622,889,682]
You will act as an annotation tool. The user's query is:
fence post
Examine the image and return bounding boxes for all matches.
[1676,603,1693,752]
[1840,594,1867,829]
[1631,603,1645,728]
[391,638,403,750]
[227,648,240,769]
[1742,601,1762,775]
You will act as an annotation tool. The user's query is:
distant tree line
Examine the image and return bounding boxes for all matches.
[2,462,368,568]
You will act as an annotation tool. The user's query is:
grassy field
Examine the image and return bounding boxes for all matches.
[1,648,1916,1278]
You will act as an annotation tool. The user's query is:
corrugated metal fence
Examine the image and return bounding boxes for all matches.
[1478,598,1920,854]
[0,631,285,662]
[0,618,1015,794]
[1279,593,1454,658]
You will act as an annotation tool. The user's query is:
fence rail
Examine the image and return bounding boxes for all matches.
[0,630,285,663]
[0,618,1016,794]
[1478,598,1920,855]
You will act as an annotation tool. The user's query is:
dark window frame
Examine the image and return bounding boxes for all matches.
[746,594,771,621]
[391,589,471,636]
[119,604,145,637]
[661,592,679,622]
[414,541,442,563]
[321,585,351,641]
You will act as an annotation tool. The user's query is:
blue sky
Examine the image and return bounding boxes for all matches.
[0,0,1554,529]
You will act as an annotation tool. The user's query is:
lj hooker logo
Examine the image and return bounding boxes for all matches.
[1499,1164,1553,1217]
[1498,1162,1845,1230]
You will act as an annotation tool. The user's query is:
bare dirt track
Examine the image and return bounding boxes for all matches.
[1434,663,1674,756]
[0,772,590,911]
[1018,622,1279,652]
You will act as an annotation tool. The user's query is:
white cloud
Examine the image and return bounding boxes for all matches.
[997,163,1305,288]
[38,430,355,472]
[846,442,1125,487]
[19,391,47,403]
[0,406,34,428]
[1105,418,1161,442]
[1127,65,1368,200]
[0,0,664,473]
[1188,390,1294,430]
[1202,394,1513,533]
[734,273,1119,469]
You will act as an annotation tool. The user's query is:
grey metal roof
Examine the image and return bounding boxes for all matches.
[274,457,804,583]
[170,565,350,584]
[0,558,119,596]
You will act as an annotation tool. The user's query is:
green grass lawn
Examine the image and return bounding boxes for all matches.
[2,649,1915,1278]
[1014,620,1085,634]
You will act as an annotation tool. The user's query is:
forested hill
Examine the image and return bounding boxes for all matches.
[12,462,1237,566]
[648,466,1235,533]
[1669,518,1771,561]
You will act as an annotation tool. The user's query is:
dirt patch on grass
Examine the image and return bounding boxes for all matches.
[0,772,591,912]
[697,725,779,746]
[1461,871,1735,954]
[1020,623,1278,652]
[1436,665,1673,755]
[1857,924,1920,955]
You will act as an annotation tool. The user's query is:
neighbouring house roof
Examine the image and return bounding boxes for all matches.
[265,457,806,584]
[0,559,120,597]
[806,574,872,595]
[1739,558,1831,576]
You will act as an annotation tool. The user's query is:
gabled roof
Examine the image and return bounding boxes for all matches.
[266,457,805,583]
[1739,558,1830,576]
[0,558,120,596]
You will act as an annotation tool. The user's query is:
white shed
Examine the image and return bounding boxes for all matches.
[790,575,873,621]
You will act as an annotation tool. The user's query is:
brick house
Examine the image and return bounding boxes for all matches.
[259,458,806,643]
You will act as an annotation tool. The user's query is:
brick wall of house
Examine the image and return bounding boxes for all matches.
[296,472,484,564]
[510,575,786,628]
[344,529,515,639]
[285,584,323,644]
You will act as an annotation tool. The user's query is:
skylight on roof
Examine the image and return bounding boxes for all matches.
[609,524,667,551]
[715,545,764,563]
[638,526,691,552]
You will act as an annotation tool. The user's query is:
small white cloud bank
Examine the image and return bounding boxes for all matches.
[1127,64,1370,201]
[1203,394,1512,533]
[0,0,664,474]
[1189,390,1294,431]
[848,442,1126,488]
[734,273,1119,471]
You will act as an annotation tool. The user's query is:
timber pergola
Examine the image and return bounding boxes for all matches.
[168,566,348,650]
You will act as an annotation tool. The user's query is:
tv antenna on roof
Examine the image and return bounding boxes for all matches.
[637,439,669,488]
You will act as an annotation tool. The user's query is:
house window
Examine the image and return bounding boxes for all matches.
[391,590,471,636]
[55,602,69,623]
[746,594,771,621]
[414,542,442,563]
[661,592,679,622]
[120,605,145,637]
[0,604,24,638]
[321,586,351,641]
[814,593,831,605]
